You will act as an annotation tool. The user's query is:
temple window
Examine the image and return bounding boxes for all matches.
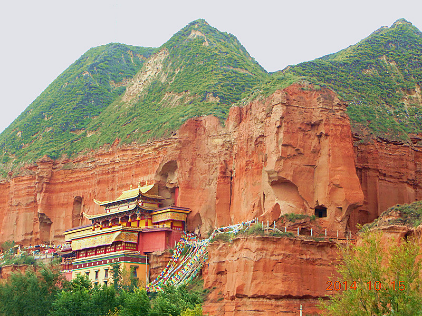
[130,266,138,278]
[95,270,99,280]
[104,269,109,279]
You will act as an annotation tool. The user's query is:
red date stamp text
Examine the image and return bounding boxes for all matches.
[326,281,405,291]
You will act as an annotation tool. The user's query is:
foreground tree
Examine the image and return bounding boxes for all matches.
[0,262,205,316]
[322,231,422,315]
[150,285,203,316]
[50,274,121,316]
[119,288,151,316]
[0,265,64,316]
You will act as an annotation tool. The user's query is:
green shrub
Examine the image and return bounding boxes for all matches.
[245,223,265,236]
[362,200,422,230]
[210,233,232,243]
[284,213,308,223]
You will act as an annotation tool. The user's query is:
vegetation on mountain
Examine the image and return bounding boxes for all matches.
[0,43,156,170]
[1,19,422,176]
[0,19,266,175]
[362,200,422,230]
[237,19,422,142]
[74,19,266,151]
[274,19,422,141]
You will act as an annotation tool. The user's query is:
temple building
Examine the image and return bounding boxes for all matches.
[63,183,190,286]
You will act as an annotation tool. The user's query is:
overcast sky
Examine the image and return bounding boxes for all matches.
[0,0,421,133]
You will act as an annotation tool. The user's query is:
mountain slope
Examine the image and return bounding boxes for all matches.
[255,19,422,141]
[76,19,267,151]
[0,19,267,175]
[0,43,156,165]
[2,18,422,177]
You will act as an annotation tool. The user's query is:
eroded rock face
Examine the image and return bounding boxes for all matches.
[226,85,364,234]
[0,84,384,245]
[0,143,173,244]
[149,250,172,282]
[202,237,339,316]
[350,140,422,230]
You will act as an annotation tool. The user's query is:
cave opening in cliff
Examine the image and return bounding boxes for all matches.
[404,231,413,241]
[38,213,52,244]
[156,160,179,207]
[315,206,327,218]
[73,196,83,227]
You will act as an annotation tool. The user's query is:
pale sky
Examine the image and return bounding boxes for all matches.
[1,0,421,133]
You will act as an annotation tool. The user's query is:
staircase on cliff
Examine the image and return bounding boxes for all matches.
[147,221,254,292]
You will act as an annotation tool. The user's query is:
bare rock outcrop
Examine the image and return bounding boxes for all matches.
[0,83,402,245]
[350,140,422,230]
[202,236,339,316]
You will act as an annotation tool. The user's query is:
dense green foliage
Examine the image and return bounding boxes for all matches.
[0,265,206,316]
[0,43,155,168]
[0,265,64,316]
[287,19,422,141]
[321,232,422,315]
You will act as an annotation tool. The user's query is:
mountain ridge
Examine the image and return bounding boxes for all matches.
[0,19,267,175]
[290,18,422,141]
[1,18,422,177]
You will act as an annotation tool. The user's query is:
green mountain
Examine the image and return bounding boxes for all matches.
[78,19,267,150]
[2,18,422,176]
[0,19,267,174]
[257,18,422,141]
[0,43,156,167]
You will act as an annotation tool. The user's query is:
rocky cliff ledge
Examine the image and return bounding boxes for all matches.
[202,236,339,316]
[349,139,422,230]
[0,84,419,245]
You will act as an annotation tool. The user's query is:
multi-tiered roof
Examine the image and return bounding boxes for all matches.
[64,183,190,286]
[85,184,164,226]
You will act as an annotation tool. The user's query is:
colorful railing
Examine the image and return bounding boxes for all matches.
[146,220,255,292]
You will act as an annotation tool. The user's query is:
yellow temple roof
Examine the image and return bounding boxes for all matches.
[94,184,161,206]
[83,203,138,220]
[68,227,139,250]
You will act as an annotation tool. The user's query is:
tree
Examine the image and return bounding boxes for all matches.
[150,285,202,316]
[180,305,203,316]
[111,262,122,290]
[119,288,151,316]
[0,265,64,316]
[322,231,422,315]
[49,274,121,316]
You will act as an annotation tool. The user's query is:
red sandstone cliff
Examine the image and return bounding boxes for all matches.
[202,236,339,316]
[350,140,422,230]
[0,84,419,245]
